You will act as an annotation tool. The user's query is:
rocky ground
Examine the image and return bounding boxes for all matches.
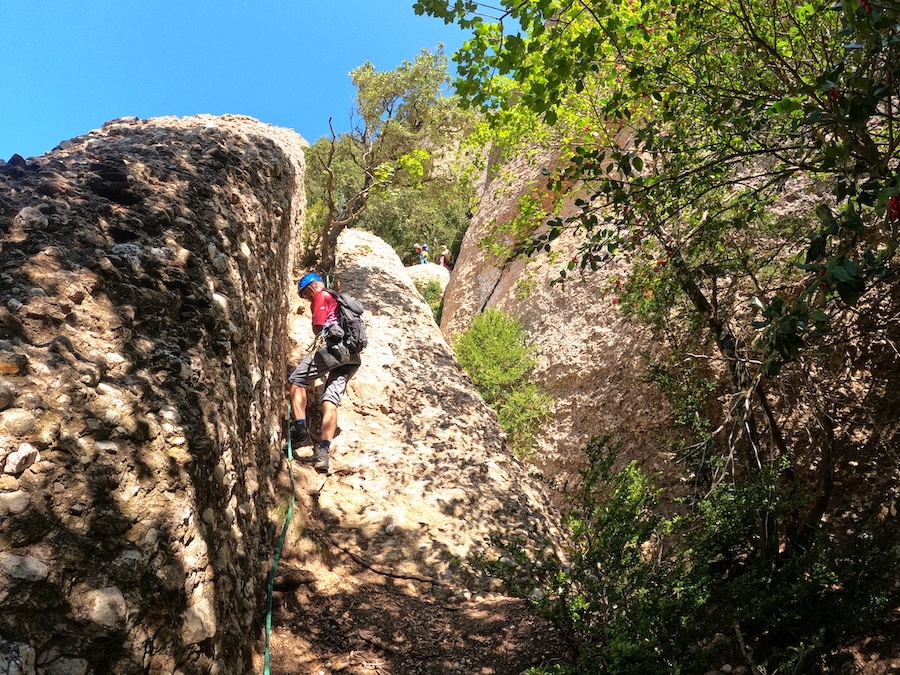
[261,474,574,675]
[266,568,573,675]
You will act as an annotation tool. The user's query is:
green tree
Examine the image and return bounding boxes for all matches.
[304,47,477,271]
[416,0,900,555]
[415,0,900,668]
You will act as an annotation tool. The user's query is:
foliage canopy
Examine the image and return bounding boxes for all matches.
[303,47,478,271]
[415,0,900,669]
[415,0,900,370]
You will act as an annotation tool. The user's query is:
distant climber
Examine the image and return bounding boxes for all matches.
[415,243,430,265]
[438,248,454,270]
[288,272,361,473]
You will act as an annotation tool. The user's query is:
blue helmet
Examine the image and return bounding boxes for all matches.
[297,272,323,293]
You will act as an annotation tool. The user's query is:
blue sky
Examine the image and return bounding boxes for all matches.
[0,1,470,161]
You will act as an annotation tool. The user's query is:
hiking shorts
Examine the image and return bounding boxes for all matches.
[288,351,360,406]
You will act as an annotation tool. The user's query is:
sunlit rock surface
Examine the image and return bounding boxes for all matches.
[0,117,567,675]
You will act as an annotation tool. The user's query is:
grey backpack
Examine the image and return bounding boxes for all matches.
[325,289,368,355]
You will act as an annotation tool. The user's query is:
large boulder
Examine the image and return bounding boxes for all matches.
[404,261,450,296]
[0,114,306,674]
[285,229,563,591]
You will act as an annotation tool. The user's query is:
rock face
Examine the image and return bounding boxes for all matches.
[441,150,680,479]
[285,229,562,593]
[404,261,450,295]
[0,115,306,674]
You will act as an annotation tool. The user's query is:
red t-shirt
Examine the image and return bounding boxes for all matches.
[310,289,339,334]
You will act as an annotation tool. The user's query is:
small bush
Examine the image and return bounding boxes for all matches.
[415,279,444,323]
[475,436,900,674]
[498,383,553,458]
[453,308,552,457]
[474,437,700,674]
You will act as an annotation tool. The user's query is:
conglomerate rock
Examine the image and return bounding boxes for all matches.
[404,261,450,296]
[283,230,562,593]
[441,148,680,482]
[0,114,306,674]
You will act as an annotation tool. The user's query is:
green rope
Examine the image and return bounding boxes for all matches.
[264,404,296,674]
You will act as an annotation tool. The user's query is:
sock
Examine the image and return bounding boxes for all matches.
[317,439,331,450]
[294,418,306,429]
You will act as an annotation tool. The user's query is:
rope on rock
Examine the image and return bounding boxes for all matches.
[264,404,296,675]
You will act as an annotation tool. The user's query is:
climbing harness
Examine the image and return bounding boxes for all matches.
[308,331,326,356]
[263,404,296,675]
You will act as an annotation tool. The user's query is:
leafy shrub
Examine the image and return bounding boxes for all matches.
[497,383,553,458]
[474,437,703,674]
[453,308,552,457]
[645,360,718,477]
[415,279,444,323]
[476,436,900,674]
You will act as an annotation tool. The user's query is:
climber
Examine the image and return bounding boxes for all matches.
[420,244,430,264]
[287,272,361,473]
[438,248,454,270]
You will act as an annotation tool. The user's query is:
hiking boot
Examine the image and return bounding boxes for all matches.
[288,424,312,451]
[313,442,330,473]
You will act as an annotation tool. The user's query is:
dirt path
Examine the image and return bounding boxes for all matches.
[265,551,572,674]
[256,457,573,675]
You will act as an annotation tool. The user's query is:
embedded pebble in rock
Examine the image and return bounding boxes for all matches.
[0,383,17,410]
[0,490,30,516]
[3,444,40,475]
[73,586,127,628]
[0,409,36,437]
[0,554,49,582]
